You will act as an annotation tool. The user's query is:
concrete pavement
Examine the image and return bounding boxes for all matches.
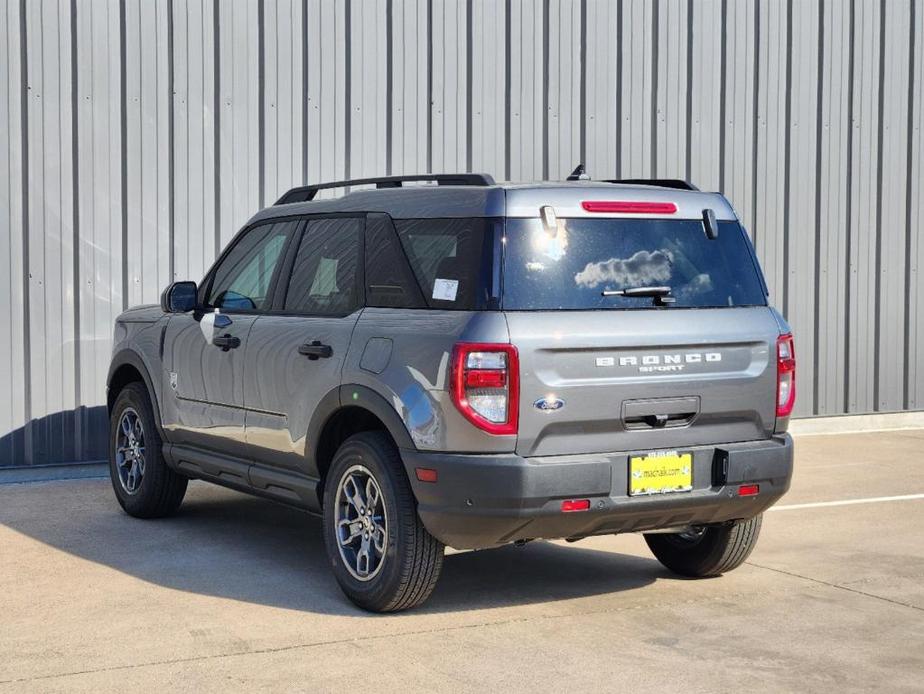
[1,430,923,692]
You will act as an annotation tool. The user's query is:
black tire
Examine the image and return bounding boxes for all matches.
[109,382,187,518]
[644,515,762,578]
[322,431,444,612]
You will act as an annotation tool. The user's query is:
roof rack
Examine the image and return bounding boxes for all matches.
[603,178,699,191]
[276,173,496,205]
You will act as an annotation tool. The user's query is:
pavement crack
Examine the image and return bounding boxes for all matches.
[746,561,924,613]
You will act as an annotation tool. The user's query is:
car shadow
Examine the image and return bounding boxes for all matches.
[1,479,662,615]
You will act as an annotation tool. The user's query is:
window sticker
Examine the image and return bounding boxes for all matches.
[432,278,459,301]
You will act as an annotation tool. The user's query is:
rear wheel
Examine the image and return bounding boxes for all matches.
[109,382,187,518]
[644,515,762,577]
[323,431,444,612]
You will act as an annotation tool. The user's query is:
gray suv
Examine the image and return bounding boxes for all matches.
[106,172,794,612]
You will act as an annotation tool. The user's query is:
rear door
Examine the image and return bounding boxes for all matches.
[242,216,364,476]
[502,216,780,458]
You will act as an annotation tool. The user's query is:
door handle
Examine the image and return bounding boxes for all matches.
[213,333,241,351]
[298,340,333,360]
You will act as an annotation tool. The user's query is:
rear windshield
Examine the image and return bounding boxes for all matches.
[501,218,767,310]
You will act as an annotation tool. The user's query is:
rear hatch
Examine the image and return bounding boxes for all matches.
[501,215,780,458]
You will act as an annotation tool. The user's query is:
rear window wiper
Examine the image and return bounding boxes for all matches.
[601,286,676,306]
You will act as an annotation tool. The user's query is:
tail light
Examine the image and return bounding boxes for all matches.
[450,343,519,435]
[776,333,796,417]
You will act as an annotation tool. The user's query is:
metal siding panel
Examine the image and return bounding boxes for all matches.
[25,0,78,464]
[391,0,428,175]
[431,0,466,172]
[508,0,543,180]
[722,0,757,229]
[621,0,654,177]
[124,0,171,307]
[689,0,721,190]
[547,0,581,180]
[75,0,123,458]
[877,0,911,412]
[305,0,347,194]
[172,0,217,282]
[910,0,924,409]
[815,0,851,415]
[654,0,688,178]
[470,0,506,176]
[349,0,387,180]
[753,0,787,307]
[217,0,260,239]
[264,0,304,203]
[584,0,619,178]
[846,0,881,413]
[786,0,820,417]
[0,0,28,465]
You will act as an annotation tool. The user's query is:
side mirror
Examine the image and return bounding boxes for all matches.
[161,281,198,313]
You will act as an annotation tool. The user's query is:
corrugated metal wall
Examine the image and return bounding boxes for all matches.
[1,0,922,466]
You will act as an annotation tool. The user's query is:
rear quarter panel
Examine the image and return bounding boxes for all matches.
[342,309,513,453]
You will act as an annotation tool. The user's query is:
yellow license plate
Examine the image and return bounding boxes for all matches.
[629,451,693,496]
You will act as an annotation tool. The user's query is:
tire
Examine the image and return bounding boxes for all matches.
[109,382,187,518]
[644,515,763,578]
[322,431,444,612]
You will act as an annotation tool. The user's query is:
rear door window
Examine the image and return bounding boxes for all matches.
[283,217,362,315]
[502,218,767,310]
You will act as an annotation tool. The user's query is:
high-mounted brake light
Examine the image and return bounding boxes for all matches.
[776,333,796,417]
[581,201,678,214]
[450,343,519,436]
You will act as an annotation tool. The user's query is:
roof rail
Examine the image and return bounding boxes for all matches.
[603,178,699,191]
[275,173,496,205]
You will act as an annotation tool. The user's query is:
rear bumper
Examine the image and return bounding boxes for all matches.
[402,434,793,550]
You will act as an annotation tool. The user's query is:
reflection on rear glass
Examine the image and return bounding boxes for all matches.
[503,218,766,310]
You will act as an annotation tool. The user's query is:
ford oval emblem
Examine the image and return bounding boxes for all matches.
[534,397,565,412]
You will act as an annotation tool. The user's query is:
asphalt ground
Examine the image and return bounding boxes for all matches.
[1,430,923,692]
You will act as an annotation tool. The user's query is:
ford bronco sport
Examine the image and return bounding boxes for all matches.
[106,172,794,612]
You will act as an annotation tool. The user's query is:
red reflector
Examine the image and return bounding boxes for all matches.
[582,200,678,214]
[415,467,438,483]
[738,484,760,497]
[464,369,507,389]
[561,499,591,512]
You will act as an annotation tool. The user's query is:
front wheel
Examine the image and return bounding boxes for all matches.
[322,432,444,612]
[109,382,187,518]
[644,515,762,577]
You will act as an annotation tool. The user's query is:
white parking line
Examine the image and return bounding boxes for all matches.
[770,493,924,511]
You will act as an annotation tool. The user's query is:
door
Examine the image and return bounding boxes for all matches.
[163,219,295,457]
[243,216,364,475]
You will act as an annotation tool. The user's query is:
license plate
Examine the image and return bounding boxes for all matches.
[629,450,693,496]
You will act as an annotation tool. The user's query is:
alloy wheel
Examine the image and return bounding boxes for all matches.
[115,407,146,495]
[334,464,388,581]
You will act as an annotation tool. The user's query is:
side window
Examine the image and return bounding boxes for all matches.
[284,217,362,315]
[364,214,426,308]
[394,218,493,309]
[206,221,292,311]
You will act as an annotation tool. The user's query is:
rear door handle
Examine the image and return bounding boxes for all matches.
[299,340,333,360]
[213,334,241,351]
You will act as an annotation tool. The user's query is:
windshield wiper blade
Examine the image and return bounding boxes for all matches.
[601,286,676,305]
